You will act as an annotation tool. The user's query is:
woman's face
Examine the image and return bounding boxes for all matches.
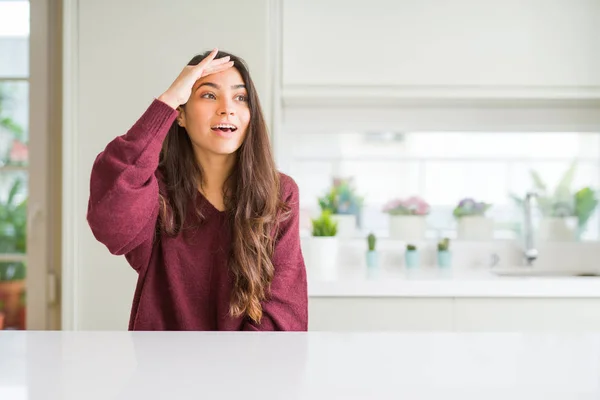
[178,67,251,157]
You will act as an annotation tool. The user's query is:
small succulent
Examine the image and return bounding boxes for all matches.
[367,233,376,251]
[406,244,417,251]
[453,198,492,218]
[437,237,450,252]
[382,196,430,216]
[311,210,338,237]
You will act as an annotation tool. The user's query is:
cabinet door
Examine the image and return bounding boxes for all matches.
[283,0,600,92]
[454,298,600,331]
[308,297,453,331]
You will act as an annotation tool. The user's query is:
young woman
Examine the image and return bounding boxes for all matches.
[87,48,308,331]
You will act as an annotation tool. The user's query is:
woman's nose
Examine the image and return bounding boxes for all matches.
[217,99,235,115]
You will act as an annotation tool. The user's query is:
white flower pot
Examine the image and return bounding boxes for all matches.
[538,217,578,242]
[389,215,426,240]
[308,236,339,280]
[331,214,357,238]
[456,216,494,241]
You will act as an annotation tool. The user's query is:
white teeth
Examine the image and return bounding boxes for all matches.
[213,124,236,129]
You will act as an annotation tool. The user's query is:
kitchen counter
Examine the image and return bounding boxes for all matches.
[308,267,600,298]
[2,331,600,399]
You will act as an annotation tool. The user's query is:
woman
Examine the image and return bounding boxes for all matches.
[87,48,308,331]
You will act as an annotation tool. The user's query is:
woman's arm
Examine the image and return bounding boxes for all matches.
[87,48,233,271]
[86,99,177,268]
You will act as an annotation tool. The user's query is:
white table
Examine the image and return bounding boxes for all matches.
[1,331,600,399]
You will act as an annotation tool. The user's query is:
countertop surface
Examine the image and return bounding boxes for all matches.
[308,267,600,297]
[2,331,600,399]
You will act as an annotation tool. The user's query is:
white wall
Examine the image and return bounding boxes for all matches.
[63,0,272,330]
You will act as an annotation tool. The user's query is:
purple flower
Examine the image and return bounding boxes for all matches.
[454,197,491,217]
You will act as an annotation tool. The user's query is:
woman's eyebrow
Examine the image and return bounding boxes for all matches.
[196,82,246,91]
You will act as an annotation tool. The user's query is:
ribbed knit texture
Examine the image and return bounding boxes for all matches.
[87,99,308,331]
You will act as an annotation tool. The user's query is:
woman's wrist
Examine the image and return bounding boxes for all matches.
[157,92,179,110]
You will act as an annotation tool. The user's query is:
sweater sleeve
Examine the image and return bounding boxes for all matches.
[242,175,309,331]
[87,99,178,270]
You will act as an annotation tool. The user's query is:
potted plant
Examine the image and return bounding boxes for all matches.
[365,233,379,269]
[510,162,598,241]
[404,243,419,268]
[437,237,452,268]
[382,196,430,240]
[318,177,364,238]
[0,177,27,329]
[0,299,5,330]
[453,198,493,240]
[309,210,339,280]
[527,162,577,241]
[18,291,25,330]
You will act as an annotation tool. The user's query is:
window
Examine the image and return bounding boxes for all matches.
[283,129,600,241]
[0,0,29,330]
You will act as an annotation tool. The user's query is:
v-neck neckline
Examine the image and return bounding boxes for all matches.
[196,190,227,217]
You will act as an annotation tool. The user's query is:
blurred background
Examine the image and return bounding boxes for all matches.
[1,0,600,332]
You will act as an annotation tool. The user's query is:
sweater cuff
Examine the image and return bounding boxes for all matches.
[142,98,179,130]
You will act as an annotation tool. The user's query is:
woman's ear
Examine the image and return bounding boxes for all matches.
[176,107,186,128]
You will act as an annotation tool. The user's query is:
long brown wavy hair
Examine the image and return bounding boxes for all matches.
[158,50,289,324]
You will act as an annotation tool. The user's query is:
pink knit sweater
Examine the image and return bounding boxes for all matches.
[86,99,308,331]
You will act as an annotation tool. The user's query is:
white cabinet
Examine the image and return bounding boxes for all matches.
[309,297,600,331]
[282,0,600,100]
[454,298,600,332]
[308,297,453,331]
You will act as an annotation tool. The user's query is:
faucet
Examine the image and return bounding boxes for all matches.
[523,191,538,266]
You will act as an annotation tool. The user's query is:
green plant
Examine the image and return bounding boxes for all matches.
[311,210,338,237]
[0,85,27,281]
[0,86,22,135]
[437,237,450,252]
[575,187,598,230]
[510,162,599,234]
[0,84,24,135]
[0,177,27,281]
[367,233,376,251]
[0,83,27,166]
[406,244,417,251]
[510,161,577,218]
[318,177,363,215]
[0,117,24,140]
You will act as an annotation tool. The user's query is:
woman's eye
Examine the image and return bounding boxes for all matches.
[236,94,248,102]
[201,93,216,100]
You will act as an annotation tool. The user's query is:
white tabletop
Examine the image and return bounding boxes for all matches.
[1,331,600,399]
